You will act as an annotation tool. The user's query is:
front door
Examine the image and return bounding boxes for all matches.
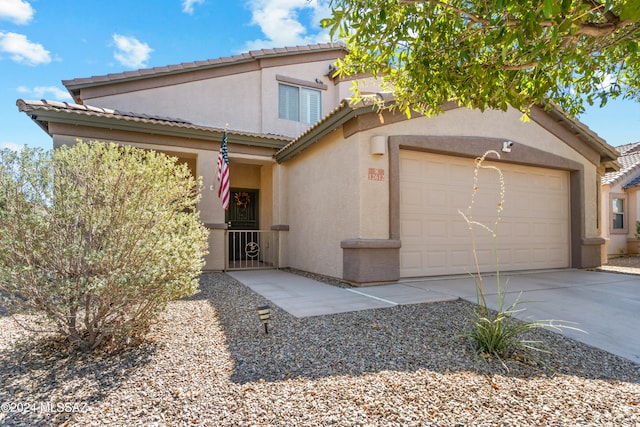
[227,189,259,261]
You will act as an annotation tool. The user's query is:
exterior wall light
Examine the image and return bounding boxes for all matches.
[502,141,514,153]
[370,135,387,155]
[257,305,271,334]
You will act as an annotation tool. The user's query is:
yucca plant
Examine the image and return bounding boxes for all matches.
[458,151,563,367]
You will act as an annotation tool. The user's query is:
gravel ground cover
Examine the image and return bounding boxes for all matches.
[0,272,638,426]
[599,255,640,275]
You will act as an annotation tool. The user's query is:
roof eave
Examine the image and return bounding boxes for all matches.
[18,105,290,150]
[62,57,258,92]
[274,101,387,163]
[542,103,621,169]
[62,43,348,94]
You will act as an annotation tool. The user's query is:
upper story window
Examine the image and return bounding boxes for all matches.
[278,83,321,124]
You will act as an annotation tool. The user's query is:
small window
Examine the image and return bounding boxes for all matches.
[278,83,321,124]
[611,196,627,233]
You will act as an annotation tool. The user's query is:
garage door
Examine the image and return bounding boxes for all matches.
[400,151,570,277]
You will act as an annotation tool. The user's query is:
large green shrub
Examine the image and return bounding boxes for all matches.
[0,141,208,351]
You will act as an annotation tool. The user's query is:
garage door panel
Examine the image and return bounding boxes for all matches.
[496,249,512,265]
[512,221,532,237]
[425,161,447,180]
[400,251,422,272]
[449,193,470,211]
[426,251,447,269]
[426,189,448,209]
[400,151,570,277]
[547,174,567,191]
[449,164,472,183]
[400,188,423,211]
[451,250,471,268]
[427,220,448,237]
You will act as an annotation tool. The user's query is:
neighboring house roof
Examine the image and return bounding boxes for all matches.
[615,141,640,156]
[62,43,348,103]
[602,141,640,187]
[16,99,292,149]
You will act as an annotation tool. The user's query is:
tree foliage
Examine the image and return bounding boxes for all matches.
[0,141,209,351]
[322,0,640,117]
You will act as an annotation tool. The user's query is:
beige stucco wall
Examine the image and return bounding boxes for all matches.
[83,72,262,134]
[283,130,361,279]
[78,60,379,140]
[279,106,604,279]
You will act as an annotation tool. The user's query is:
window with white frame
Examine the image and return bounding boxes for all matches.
[611,194,627,233]
[278,83,321,124]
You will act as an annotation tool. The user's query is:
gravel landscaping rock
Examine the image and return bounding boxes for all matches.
[0,272,638,426]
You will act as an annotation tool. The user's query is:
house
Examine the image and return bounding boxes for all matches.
[601,142,640,257]
[16,43,620,284]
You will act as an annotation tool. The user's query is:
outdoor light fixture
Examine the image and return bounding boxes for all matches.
[502,141,514,153]
[370,135,387,155]
[257,305,271,334]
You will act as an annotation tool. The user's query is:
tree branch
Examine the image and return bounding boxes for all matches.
[400,0,633,38]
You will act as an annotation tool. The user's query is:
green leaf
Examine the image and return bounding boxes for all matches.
[325,0,640,118]
[543,0,554,18]
[621,1,640,20]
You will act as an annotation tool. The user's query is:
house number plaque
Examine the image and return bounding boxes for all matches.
[368,168,385,181]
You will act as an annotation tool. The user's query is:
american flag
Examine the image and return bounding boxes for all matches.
[216,131,230,210]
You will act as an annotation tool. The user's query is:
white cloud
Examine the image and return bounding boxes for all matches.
[0,0,34,25]
[0,32,50,65]
[112,34,153,69]
[244,0,331,51]
[182,0,204,14]
[17,85,72,101]
[0,142,24,152]
[598,72,617,91]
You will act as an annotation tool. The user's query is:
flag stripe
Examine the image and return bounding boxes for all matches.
[216,132,230,210]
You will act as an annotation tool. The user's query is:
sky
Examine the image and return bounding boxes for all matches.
[0,0,638,152]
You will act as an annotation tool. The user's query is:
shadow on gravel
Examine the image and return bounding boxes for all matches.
[0,335,156,426]
[195,273,640,385]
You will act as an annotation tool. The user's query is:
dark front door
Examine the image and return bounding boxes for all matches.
[227,189,259,261]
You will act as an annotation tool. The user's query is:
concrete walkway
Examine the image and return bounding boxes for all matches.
[228,269,640,364]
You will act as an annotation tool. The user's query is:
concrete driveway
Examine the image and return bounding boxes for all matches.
[228,269,640,364]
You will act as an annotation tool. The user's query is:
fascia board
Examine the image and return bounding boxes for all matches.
[28,110,289,150]
[275,105,380,163]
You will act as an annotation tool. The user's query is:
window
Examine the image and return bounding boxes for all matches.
[278,83,321,124]
[611,195,627,233]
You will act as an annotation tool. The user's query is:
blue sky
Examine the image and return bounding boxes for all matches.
[1,0,638,152]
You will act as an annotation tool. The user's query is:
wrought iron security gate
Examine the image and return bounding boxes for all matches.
[226,230,278,270]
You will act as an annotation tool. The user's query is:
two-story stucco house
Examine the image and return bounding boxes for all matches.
[17,43,619,284]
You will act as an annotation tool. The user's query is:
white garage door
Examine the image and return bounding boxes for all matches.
[400,151,570,277]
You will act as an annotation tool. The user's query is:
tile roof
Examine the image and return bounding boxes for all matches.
[62,43,347,89]
[16,99,292,143]
[602,142,640,186]
[274,93,396,162]
[615,141,640,156]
